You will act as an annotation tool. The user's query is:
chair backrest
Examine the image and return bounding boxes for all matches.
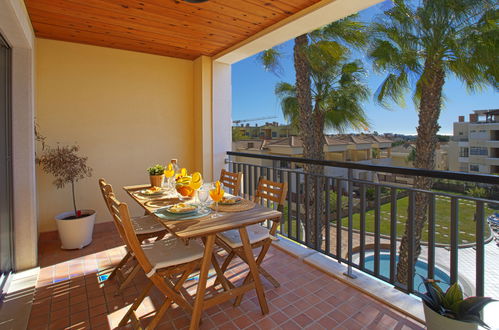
[98,178,113,213]
[220,169,243,196]
[108,193,154,275]
[98,179,129,244]
[254,177,287,212]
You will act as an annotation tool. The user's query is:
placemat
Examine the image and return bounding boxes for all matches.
[154,207,212,221]
[210,199,255,212]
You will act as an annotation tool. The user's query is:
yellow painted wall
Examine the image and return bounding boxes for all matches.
[35,38,195,232]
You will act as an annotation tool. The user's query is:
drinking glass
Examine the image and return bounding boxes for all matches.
[197,187,210,212]
[209,184,224,218]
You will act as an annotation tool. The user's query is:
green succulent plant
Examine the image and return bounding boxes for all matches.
[421,277,495,329]
[147,164,165,176]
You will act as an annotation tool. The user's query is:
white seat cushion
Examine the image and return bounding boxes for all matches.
[217,224,270,249]
[131,214,165,235]
[142,237,204,277]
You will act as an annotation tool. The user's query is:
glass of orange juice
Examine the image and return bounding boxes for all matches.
[209,181,225,218]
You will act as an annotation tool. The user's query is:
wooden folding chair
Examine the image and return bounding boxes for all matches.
[215,178,287,305]
[107,193,204,329]
[220,169,243,196]
[99,179,168,293]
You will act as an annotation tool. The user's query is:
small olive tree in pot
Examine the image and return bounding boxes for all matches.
[37,144,94,249]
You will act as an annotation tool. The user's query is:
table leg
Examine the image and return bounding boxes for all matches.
[238,227,269,315]
[189,234,215,330]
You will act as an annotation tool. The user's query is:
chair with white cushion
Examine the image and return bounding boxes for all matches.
[99,179,168,292]
[107,192,204,329]
[216,177,287,305]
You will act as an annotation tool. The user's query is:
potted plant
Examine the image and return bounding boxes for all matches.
[37,144,94,249]
[421,278,495,330]
[147,164,165,187]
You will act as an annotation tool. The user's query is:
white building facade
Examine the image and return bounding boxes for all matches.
[448,110,499,174]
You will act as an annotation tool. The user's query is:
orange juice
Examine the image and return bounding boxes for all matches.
[210,181,224,202]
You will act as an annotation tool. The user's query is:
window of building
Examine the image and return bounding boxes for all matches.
[480,130,486,133]
[459,147,469,157]
[459,132,464,135]
[272,132,277,137]
[470,164,479,172]
[247,143,254,148]
[470,147,488,156]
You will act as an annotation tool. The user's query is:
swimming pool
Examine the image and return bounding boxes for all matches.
[364,254,451,293]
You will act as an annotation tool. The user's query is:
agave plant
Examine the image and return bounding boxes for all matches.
[421,277,495,328]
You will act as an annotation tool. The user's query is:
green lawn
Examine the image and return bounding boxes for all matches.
[340,195,492,244]
[279,195,492,245]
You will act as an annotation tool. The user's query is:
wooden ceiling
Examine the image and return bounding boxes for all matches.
[25,0,322,60]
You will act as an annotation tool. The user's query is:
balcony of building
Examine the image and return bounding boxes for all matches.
[1,0,498,329]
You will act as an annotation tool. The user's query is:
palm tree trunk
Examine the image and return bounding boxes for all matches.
[396,61,445,285]
[293,34,325,246]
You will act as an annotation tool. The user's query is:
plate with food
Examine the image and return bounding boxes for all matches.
[139,186,165,196]
[219,196,243,205]
[164,203,198,215]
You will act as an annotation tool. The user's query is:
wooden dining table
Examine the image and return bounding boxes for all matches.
[123,184,282,330]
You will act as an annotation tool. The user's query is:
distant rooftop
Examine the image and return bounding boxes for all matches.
[234,134,393,150]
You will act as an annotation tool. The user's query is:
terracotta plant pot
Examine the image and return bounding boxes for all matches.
[149,175,164,187]
[424,304,477,330]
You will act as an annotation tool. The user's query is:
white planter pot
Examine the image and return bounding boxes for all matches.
[424,304,478,330]
[55,210,96,249]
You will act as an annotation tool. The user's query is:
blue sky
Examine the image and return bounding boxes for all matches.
[232,1,498,135]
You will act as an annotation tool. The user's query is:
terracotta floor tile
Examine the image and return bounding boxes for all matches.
[269,310,290,325]
[32,223,424,330]
[233,314,253,329]
[255,316,277,329]
[327,309,349,324]
[317,315,339,329]
[280,319,302,330]
[293,312,314,328]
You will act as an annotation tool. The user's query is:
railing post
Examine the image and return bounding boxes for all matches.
[359,183,366,271]
[389,187,397,284]
[475,201,485,296]
[325,177,331,255]
[344,169,356,279]
[428,194,436,280]
[407,191,415,293]
[450,197,459,285]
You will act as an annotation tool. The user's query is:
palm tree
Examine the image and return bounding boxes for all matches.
[259,16,369,244]
[369,0,497,285]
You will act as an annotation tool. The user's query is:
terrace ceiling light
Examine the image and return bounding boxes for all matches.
[183,0,209,3]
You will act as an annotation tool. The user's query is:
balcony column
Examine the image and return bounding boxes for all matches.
[193,56,213,180]
[212,61,232,180]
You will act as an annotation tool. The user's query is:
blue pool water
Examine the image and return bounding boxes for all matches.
[364,254,451,293]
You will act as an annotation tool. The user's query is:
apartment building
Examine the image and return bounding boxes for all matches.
[233,122,299,139]
[448,109,499,174]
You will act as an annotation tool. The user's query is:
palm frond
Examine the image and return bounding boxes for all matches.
[257,47,284,76]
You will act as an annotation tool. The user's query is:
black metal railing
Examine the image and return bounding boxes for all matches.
[227,151,499,297]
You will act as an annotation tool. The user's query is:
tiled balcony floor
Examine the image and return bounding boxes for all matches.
[30,222,424,329]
